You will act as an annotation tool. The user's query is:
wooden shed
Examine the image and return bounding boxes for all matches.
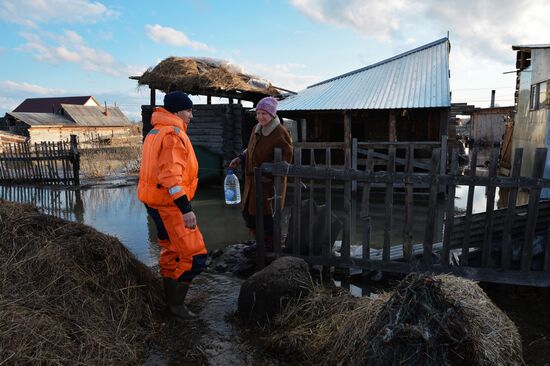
[277,38,452,171]
[470,106,514,146]
[131,57,283,181]
[1,103,133,146]
[0,130,26,152]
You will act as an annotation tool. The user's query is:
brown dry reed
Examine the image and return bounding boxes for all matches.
[268,273,524,366]
[0,200,164,365]
[136,57,280,95]
[80,145,142,178]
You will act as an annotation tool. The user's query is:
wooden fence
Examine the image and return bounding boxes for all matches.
[0,135,80,185]
[254,146,550,287]
[294,140,442,193]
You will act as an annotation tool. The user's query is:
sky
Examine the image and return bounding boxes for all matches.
[1,0,549,121]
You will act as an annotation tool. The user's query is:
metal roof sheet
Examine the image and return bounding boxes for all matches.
[7,105,132,127]
[278,38,450,111]
[512,44,550,50]
[62,105,132,126]
[7,112,75,126]
[12,96,98,113]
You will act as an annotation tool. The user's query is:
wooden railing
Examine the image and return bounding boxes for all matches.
[254,146,550,287]
[0,135,80,185]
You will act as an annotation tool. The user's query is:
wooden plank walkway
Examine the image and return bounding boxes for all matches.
[335,241,444,261]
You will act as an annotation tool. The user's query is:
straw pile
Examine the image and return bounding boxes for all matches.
[137,57,280,96]
[267,274,523,366]
[0,200,164,365]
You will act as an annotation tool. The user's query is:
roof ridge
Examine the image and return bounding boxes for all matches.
[308,37,449,88]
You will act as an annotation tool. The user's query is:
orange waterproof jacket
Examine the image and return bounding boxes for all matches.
[138,108,199,207]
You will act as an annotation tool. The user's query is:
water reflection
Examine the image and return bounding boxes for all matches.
[0,184,251,266]
[0,177,532,265]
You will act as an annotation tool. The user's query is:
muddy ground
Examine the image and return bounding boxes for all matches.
[143,271,289,366]
[483,283,550,366]
[143,266,549,366]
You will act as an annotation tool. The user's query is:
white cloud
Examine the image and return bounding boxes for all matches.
[290,0,550,66]
[242,62,319,93]
[145,24,213,51]
[0,0,116,28]
[0,80,65,95]
[17,30,147,78]
[0,96,20,113]
[289,0,550,106]
[290,0,409,41]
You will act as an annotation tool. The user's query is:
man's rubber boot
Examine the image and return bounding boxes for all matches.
[163,277,197,320]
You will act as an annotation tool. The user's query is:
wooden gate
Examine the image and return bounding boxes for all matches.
[254,145,550,287]
[0,135,80,185]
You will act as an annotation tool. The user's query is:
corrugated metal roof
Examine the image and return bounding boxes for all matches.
[278,38,450,111]
[62,105,132,126]
[7,105,132,127]
[512,44,550,50]
[7,112,75,126]
[13,96,98,113]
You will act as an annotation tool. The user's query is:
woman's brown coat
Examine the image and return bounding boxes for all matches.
[242,116,293,216]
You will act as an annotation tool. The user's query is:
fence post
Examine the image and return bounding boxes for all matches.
[521,148,547,271]
[273,148,282,254]
[423,148,441,265]
[255,167,265,269]
[69,135,80,185]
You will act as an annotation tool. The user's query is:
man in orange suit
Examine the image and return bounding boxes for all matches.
[138,91,207,320]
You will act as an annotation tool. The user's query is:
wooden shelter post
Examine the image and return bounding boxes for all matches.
[150,87,156,106]
[344,111,352,169]
[389,110,397,142]
[439,108,449,175]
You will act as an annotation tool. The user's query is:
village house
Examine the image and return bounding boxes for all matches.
[0,96,134,146]
[509,44,550,184]
[276,37,452,171]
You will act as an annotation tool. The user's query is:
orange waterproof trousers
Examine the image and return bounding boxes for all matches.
[146,205,207,282]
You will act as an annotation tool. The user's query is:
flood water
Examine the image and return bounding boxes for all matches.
[0,173,525,266]
[0,180,250,266]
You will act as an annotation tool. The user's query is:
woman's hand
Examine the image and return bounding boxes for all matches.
[229,157,241,169]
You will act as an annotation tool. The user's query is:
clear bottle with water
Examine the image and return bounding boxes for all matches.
[224,169,241,205]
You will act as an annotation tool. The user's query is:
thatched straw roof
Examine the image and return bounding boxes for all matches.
[133,57,280,101]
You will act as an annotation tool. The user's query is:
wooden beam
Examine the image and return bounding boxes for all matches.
[344,111,352,168]
[389,110,397,142]
[150,87,156,106]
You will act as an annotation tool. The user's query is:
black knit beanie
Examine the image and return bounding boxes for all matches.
[164,91,193,113]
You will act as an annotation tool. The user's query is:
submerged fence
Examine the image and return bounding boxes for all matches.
[255,145,550,287]
[0,135,80,185]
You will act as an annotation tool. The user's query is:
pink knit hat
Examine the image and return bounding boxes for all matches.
[256,96,278,117]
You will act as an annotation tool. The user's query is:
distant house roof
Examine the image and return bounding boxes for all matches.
[6,105,132,127]
[512,44,550,50]
[7,112,75,126]
[278,38,451,112]
[13,96,99,113]
[62,105,132,126]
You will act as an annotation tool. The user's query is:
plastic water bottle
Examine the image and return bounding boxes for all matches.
[224,169,241,205]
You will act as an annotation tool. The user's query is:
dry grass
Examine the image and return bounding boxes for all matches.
[137,57,280,95]
[0,200,164,365]
[80,144,142,178]
[266,273,524,366]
